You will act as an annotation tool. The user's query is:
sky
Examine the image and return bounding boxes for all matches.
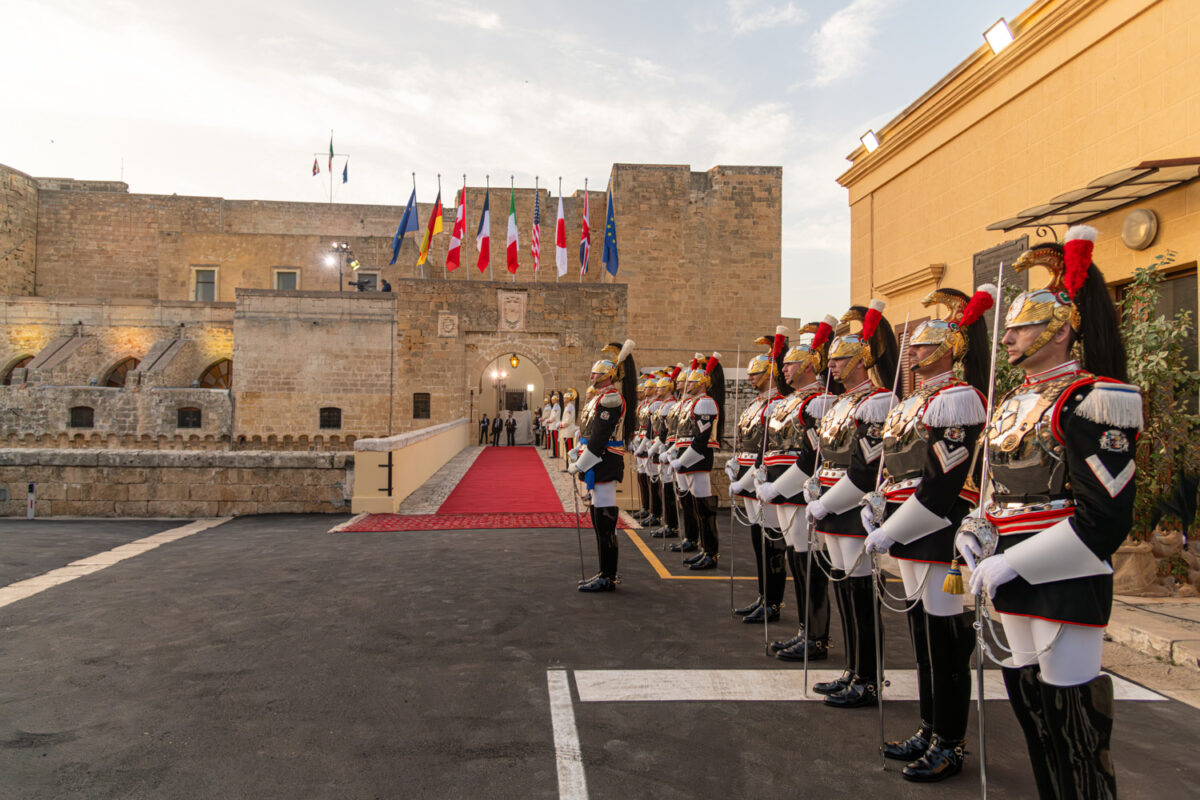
[2,0,1028,321]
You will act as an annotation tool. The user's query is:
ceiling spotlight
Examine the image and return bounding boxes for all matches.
[860,130,880,153]
[984,18,1014,55]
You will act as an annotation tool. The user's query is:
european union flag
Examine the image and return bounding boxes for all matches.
[601,189,618,277]
[390,188,420,265]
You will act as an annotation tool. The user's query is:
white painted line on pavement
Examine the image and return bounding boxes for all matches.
[0,518,232,610]
[547,669,589,800]
[572,669,1164,703]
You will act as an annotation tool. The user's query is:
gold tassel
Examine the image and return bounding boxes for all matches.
[943,558,965,595]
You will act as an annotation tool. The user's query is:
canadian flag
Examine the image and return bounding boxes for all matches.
[446,187,466,272]
[555,193,567,277]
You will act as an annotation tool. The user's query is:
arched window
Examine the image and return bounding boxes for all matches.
[177,407,202,428]
[319,407,342,429]
[104,357,140,387]
[69,406,94,428]
[198,359,232,389]
[2,356,32,386]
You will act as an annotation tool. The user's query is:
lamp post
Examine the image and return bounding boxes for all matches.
[325,241,356,291]
[526,383,534,411]
[490,359,508,416]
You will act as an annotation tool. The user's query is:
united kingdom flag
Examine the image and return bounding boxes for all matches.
[579,190,590,276]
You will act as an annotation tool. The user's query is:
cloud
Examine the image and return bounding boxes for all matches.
[729,0,806,34]
[804,0,895,87]
[432,5,501,30]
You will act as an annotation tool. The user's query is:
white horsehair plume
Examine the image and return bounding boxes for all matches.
[1065,225,1098,244]
[775,325,790,336]
[617,339,635,364]
[977,283,998,302]
[823,315,839,328]
[868,298,886,313]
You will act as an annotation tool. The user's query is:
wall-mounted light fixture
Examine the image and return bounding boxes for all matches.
[984,18,1014,55]
[860,130,880,153]
[509,354,520,368]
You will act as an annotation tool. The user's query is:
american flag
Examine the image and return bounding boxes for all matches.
[531,191,541,272]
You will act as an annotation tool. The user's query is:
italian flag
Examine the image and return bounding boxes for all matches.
[506,189,520,274]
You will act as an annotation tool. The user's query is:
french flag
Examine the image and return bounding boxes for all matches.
[475,190,490,273]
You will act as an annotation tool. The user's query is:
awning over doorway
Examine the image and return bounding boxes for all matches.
[987,158,1200,232]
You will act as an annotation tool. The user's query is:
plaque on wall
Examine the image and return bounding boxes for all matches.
[437,312,459,338]
[973,235,1029,330]
[498,290,527,332]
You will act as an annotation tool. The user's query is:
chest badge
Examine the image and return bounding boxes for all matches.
[1099,429,1129,453]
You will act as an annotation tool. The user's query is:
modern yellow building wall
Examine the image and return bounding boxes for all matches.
[838,0,1200,319]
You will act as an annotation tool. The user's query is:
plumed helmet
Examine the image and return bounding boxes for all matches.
[909,285,997,368]
[829,299,886,374]
[784,315,838,374]
[1004,226,1095,362]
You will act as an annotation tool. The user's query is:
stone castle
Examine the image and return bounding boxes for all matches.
[0,161,782,515]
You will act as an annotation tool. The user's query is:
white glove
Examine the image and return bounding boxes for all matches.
[757,482,780,504]
[724,457,739,481]
[803,483,819,505]
[865,528,895,555]
[955,531,984,571]
[806,498,829,523]
[969,554,1018,599]
[669,458,682,473]
[728,477,743,498]
[648,442,661,458]
[567,462,580,476]
[659,450,671,465]
[859,505,878,535]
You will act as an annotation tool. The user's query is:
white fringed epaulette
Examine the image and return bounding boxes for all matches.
[600,392,623,408]
[855,391,895,423]
[804,392,838,422]
[1075,381,1144,431]
[923,385,987,428]
[694,396,719,416]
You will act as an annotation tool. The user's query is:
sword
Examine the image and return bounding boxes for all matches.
[802,367,834,695]
[862,310,910,770]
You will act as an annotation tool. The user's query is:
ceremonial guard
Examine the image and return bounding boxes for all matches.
[648,367,683,540]
[548,392,563,458]
[756,316,839,661]
[559,388,578,469]
[666,353,725,570]
[569,340,638,592]
[806,301,898,708]
[632,375,658,526]
[957,227,1139,798]
[727,329,789,622]
[858,287,993,781]
[663,359,702,553]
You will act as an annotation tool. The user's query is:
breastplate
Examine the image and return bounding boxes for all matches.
[766,391,815,454]
[736,395,769,453]
[882,383,955,483]
[819,387,875,469]
[664,400,682,437]
[987,372,1081,497]
[676,396,701,440]
[637,402,651,431]
[579,395,599,434]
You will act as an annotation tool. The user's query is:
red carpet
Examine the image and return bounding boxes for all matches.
[338,512,630,532]
[437,446,562,514]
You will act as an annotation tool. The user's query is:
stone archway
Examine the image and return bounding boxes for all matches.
[469,339,558,446]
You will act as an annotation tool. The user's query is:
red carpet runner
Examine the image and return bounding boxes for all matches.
[339,446,631,532]
[437,446,561,513]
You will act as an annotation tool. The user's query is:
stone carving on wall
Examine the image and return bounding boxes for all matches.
[437,312,459,338]
[564,332,581,348]
[497,291,526,332]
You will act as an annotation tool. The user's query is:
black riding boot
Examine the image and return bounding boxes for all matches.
[885,601,933,761]
[815,568,855,695]
[1002,664,1061,799]
[1041,673,1117,800]
[825,573,878,708]
[650,475,663,522]
[670,492,699,553]
[777,545,832,660]
[580,506,620,593]
[902,610,975,781]
[689,494,720,570]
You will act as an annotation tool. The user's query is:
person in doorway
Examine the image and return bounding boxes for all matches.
[533,408,543,446]
[491,414,503,446]
[478,414,490,445]
[505,411,517,446]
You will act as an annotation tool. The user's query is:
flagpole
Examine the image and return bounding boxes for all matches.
[511,175,516,284]
[576,177,585,284]
[534,176,539,283]
[412,173,418,280]
[557,177,562,284]
[487,175,493,282]
[462,173,468,283]
[329,129,333,204]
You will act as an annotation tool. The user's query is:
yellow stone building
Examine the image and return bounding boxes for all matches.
[838,0,1199,345]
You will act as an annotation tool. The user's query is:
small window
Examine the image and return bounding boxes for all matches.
[319,407,342,429]
[177,407,202,428]
[274,270,299,291]
[198,359,232,389]
[413,392,431,419]
[69,406,94,428]
[193,267,217,301]
[2,356,32,385]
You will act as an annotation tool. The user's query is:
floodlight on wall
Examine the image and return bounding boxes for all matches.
[984,18,1013,54]
[860,130,880,153]
[526,383,534,392]
[324,255,336,266]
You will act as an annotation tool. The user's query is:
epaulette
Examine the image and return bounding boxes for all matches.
[923,385,986,428]
[855,390,894,423]
[803,392,837,422]
[1075,381,1144,431]
[694,396,719,415]
[600,392,623,408]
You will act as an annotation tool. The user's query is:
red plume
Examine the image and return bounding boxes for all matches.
[959,284,997,328]
[771,335,786,359]
[1063,225,1097,300]
[669,366,681,380]
[689,357,698,371]
[705,352,721,374]
[861,299,886,340]
[812,314,837,350]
